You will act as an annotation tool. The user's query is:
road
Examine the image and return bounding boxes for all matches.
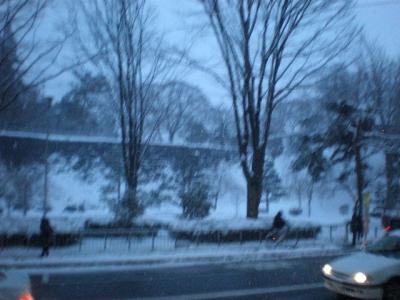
[30,256,341,300]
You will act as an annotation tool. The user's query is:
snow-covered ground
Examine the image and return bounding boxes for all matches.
[1,159,382,236]
[0,236,350,271]
[0,216,384,268]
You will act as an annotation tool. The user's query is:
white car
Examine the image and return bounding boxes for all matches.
[0,271,33,300]
[322,230,400,300]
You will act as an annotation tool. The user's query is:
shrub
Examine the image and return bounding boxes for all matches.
[339,204,349,215]
[289,207,303,216]
[113,191,144,225]
[180,184,211,219]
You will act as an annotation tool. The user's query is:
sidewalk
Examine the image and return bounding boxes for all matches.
[0,241,354,270]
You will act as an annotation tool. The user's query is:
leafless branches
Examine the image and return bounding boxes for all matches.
[0,0,79,112]
[76,0,172,219]
[200,0,357,218]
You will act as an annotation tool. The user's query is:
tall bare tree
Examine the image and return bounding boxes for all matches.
[200,0,357,218]
[0,0,76,113]
[158,81,205,143]
[77,0,170,220]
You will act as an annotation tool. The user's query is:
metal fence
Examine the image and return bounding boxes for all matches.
[0,224,387,255]
[319,223,385,244]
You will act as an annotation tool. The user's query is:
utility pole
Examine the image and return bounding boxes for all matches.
[43,96,52,216]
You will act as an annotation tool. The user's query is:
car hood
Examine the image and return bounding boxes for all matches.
[331,251,400,275]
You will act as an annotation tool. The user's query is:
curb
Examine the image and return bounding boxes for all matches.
[0,248,354,270]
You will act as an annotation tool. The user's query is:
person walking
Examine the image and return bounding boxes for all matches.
[40,216,53,257]
[350,212,358,246]
[350,212,363,246]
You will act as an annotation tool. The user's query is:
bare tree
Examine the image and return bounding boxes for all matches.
[76,0,170,221]
[200,0,357,218]
[0,0,80,113]
[158,81,205,143]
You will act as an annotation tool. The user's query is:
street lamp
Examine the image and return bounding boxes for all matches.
[43,96,52,216]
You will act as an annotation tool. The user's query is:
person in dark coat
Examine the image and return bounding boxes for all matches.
[356,214,363,242]
[40,216,53,257]
[350,212,363,246]
[350,212,358,246]
[266,211,288,243]
[273,211,286,230]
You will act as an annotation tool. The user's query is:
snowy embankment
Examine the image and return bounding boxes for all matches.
[1,152,384,248]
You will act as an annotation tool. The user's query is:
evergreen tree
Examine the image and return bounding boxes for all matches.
[263,159,285,213]
[292,67,374,219]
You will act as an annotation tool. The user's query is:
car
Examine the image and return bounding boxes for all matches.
[0,270,34,300]
[322,230,400,300]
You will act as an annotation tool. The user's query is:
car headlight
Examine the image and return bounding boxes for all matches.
[19,293,34,300]
[322,264,332,276]
[353,272,367,284]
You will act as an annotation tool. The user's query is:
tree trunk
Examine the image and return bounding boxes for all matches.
[307,183,313,217]
[354,143,364,217]
[126,181,138,214]
[23,182,28,216]
[298,188,302,209]
[168,131,175,143]
[385,152,400,209]
[246,150,264,219]
[117,161,121,202]
[247,179,262,218]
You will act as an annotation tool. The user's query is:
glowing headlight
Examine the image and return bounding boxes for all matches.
[353,272,367,283]
[322,264,332,276]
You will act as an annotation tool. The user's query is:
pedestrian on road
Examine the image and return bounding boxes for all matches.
[40,216,54,257]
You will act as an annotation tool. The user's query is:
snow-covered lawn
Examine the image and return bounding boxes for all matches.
[0,158,385,257]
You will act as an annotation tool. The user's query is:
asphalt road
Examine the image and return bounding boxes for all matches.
[30,256,341,300]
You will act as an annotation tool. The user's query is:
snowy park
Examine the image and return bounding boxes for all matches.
[0,0,398,272]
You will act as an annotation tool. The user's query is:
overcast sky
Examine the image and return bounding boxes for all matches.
[355,0,400,57]
[44,0,400,105]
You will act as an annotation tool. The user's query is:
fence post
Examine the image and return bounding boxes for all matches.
[344,223,349,244]
[151,231,156,251]
[79,232,83,252]
[313,228,317,246]
[104,233,108,251]
[374,227,378,239]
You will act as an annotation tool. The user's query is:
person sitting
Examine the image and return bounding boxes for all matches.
[267,211,289,243]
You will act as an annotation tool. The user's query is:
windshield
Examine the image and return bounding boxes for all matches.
[1,0,400,300]
[367,236,400,257]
